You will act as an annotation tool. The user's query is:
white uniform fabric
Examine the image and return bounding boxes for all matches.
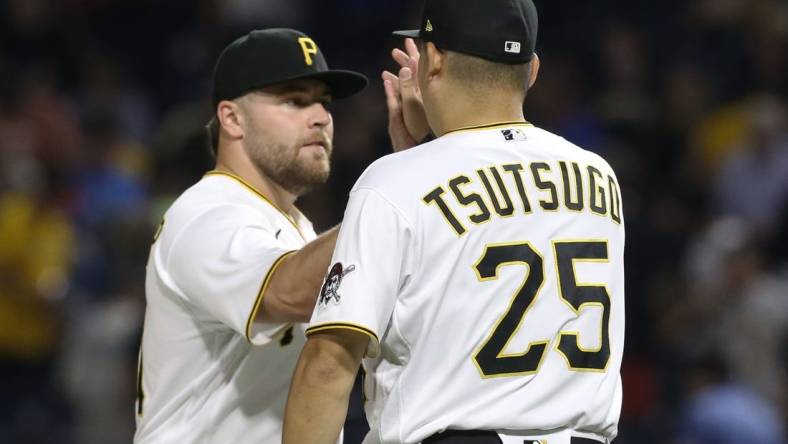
[309,123,625,444]
[134,171,316,444]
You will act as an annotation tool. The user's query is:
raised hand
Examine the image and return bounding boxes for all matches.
[382,38,430,152]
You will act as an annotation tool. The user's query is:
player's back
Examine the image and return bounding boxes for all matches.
[357,122,624,442]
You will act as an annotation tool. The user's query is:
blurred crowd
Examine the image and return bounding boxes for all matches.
[0,0,786,443]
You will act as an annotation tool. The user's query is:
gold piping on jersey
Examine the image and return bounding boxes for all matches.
[472,241,550,378]
[204,170,307,239]
[476,166,516,218]
[245,250,298,343]
[587,165,608,217]
[449,174,492,225]
[422,185,467,237]
[305,322,380,346]
[529,162,560,212]
[552,239,612,373]
[501,163,533,214]
[608,176,623,225]
[558,161,584,213]
[152,218,165,243]
[136,349,145,416]
[442,120,533,137]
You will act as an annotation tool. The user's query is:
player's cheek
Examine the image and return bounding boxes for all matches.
[325,114,334,140]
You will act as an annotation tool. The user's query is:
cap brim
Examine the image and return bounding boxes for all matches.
[393,29,422,39]
[296,70,368,100]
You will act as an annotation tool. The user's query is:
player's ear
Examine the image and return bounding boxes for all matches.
[423,42,444,81]
[528,53,540,89]
[217,100,245,141]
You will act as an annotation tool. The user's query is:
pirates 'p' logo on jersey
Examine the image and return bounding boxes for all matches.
[319,262,356,306]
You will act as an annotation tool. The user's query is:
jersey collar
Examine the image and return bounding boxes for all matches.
[204,170,308,240]
[442,120,533,137]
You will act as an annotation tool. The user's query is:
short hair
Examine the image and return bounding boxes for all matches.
[444,51,531,98]
[205,116,219,158]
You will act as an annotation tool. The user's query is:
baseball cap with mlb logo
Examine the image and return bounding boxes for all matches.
[393,0,538,64]
[211,28,368,107]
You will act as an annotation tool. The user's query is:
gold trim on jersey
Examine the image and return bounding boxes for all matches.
[449,174,492,226]
[245,250,298,343]
[204,170,307,239]
[529,162,560,212]
[305,322,380,345]
[422,185,467,237]
[587,165,608,217]
[552,239,612,373]
[152,218,165,243]
[442,120,533,137]
[472,241,549,378]
[136,348,145,416]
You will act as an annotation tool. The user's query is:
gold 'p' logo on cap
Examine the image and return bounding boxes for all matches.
[425,19,433,32]
[298,37,318,66]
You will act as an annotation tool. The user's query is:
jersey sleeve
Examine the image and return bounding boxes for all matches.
[165,205,295,345]
[306,188,412,358]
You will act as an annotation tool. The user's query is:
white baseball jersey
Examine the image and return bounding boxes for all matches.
[309,122,625,444]
[134,171,316,443]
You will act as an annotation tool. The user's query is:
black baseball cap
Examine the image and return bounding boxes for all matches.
[393,0,538,64]
[212,28,368,107]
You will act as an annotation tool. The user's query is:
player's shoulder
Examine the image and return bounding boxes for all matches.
[159,175,274,241]
[528,125,618,176]
[167,175,258,218]
[351,137,449,192]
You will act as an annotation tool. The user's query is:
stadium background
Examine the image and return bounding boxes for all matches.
[0,0,786,442]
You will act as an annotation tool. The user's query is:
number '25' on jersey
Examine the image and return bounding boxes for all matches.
[309,122,625,444]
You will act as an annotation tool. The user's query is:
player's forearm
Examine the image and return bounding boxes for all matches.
[259,225,339,323]
[283,333,362,444]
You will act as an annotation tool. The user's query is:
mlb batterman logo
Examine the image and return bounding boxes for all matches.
[505,41,522,54]
[502,128,527,141]
[318,262,356,306]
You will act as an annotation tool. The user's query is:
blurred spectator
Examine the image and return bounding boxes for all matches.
[677,352,785,444]
[683,218,788,408]
[713,95,788,233]
[0,151,74,442]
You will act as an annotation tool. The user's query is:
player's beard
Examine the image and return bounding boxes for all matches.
[245,132,332,197]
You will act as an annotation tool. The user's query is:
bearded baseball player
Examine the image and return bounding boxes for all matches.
[284,1,625,443]
[133,28,370,443]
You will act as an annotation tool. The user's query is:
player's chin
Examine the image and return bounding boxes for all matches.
[298,159,331,184]
[299,150,330,171]
[283,167,329,195]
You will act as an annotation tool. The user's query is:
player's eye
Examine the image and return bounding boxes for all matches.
[284,96,330,108]
[318,97,333,110]
[283,97,308,107]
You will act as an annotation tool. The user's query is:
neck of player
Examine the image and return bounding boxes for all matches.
[214,149,299,217]
[434,97,526,137]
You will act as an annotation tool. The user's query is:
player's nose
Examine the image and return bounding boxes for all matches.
[308,102,331,128]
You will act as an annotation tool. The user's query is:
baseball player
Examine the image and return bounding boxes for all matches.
[133,28,369,443]
[283,1,625,443]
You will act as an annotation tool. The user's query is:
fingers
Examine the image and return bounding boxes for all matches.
[381,70,401,102]
[398,67,413,94]
[405,38,420,62]
[384,38,428,151]
[398,66,422,103]
[392,48,411,69]
[382,71,418,152]
[381,70,400,88]
[398,67,412,81]
[382,77,401,116]
[393,47,418,74]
